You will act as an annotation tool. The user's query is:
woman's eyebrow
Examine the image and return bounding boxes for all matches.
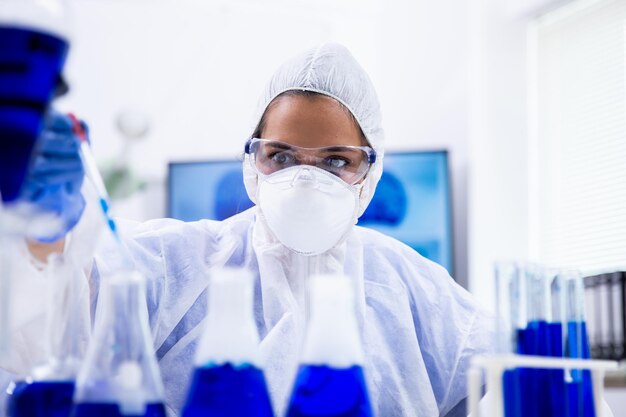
[266,142,292,150]
[320,146,354,153]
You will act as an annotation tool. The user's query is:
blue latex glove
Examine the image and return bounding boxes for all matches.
[19,110,86,243]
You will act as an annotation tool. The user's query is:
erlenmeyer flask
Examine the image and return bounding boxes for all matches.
[286,274,373,417]
[0,0,72,364]
[0,0,71,203]
[71,271,166,417]
[7,253,90,417]
[182,267,273,417]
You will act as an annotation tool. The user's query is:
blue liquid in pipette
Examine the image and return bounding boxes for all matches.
[182,363,274,417]
[286,365,373,417]
[70,402,166,417]
[0,26,69,202]
[7,380,74,417]
[566,321,595,417]
[99,197,118,236]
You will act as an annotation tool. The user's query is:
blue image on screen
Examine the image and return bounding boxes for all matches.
[358,151,453,274]
[168,151,453,274]
[168,161,254,222]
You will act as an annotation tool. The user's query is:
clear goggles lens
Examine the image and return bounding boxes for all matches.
[245,138,376,185]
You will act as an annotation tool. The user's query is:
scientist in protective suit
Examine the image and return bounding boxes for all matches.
[10,43,495,416]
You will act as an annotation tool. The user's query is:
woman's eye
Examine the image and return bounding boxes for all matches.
[324,157,349,169]
[270,152,295,165]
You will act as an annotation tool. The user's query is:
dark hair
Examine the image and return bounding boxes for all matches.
[251,90,368,145]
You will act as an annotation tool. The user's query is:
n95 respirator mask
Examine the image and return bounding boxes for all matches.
[257,166,360,256]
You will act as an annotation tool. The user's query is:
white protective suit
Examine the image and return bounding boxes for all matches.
[1,43,495,417]
[94,43,495,416]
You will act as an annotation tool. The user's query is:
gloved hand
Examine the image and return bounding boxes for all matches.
[19,110,87,243]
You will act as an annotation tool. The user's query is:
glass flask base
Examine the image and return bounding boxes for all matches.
[182,362,274,417]
[286,365,373,417]
[7,380,74,417]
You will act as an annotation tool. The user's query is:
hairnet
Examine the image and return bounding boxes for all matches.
[243,42,385,217]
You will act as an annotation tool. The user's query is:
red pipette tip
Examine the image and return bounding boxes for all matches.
[67,112,88,143]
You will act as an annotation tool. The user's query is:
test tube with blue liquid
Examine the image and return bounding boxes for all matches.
[498,263,569,417]
[285,274,374,417]
[548,270,568,416]
[495,262,522,417]
[182,267,274,417]
[563,270,595,417]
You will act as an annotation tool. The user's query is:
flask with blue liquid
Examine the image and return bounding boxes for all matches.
[286,274,374,417]
[71,272,167,417]
[0,0,70,204]
[6,254,89,417]
[0,0,71,364]
[182,267,274,417]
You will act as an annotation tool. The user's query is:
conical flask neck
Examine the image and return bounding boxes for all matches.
[102,276,147,336]
[301,274,365,367]
[195,268,261,367]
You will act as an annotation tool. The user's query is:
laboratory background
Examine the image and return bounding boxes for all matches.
[55,0,626,410]
[2,0,626,415]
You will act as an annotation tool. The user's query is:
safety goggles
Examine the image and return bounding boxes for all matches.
[245,138,377,185]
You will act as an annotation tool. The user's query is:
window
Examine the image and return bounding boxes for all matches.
[532,0,626,273]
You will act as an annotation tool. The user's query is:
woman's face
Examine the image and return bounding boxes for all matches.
[260,95,364,148]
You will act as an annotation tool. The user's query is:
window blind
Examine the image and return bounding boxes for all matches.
[533,0,626,274]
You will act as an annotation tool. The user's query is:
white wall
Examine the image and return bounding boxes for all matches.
[466,0,570,310]
[54,0,592,298]
[466,0,532,310]
[375,0,472,287]
[56,0,474,287]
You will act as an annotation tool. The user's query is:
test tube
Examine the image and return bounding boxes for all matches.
[562,269,595,417]
[495,262,524,355]
[495,262,524,417]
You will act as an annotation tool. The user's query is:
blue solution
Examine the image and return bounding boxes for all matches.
[286,365,373,417]
[502,369,522,417]
[503,321,567,417]
[0,26,69,202]
[566,321,595,417]
[182,362,274,417]
[70,402,166,417]
[7,380,74,417]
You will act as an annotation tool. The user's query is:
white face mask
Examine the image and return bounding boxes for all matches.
[257,165,360,256]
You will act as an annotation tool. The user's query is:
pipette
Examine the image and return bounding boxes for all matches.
[68,113,135,273]
[67,114,119,241]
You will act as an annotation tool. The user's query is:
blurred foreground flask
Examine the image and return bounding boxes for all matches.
[71,272,167,417]
[7,254,89,417]
[181,267,274,417]
[286,274,374,417]
[0,0,71,363]
[0,0,70,203]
